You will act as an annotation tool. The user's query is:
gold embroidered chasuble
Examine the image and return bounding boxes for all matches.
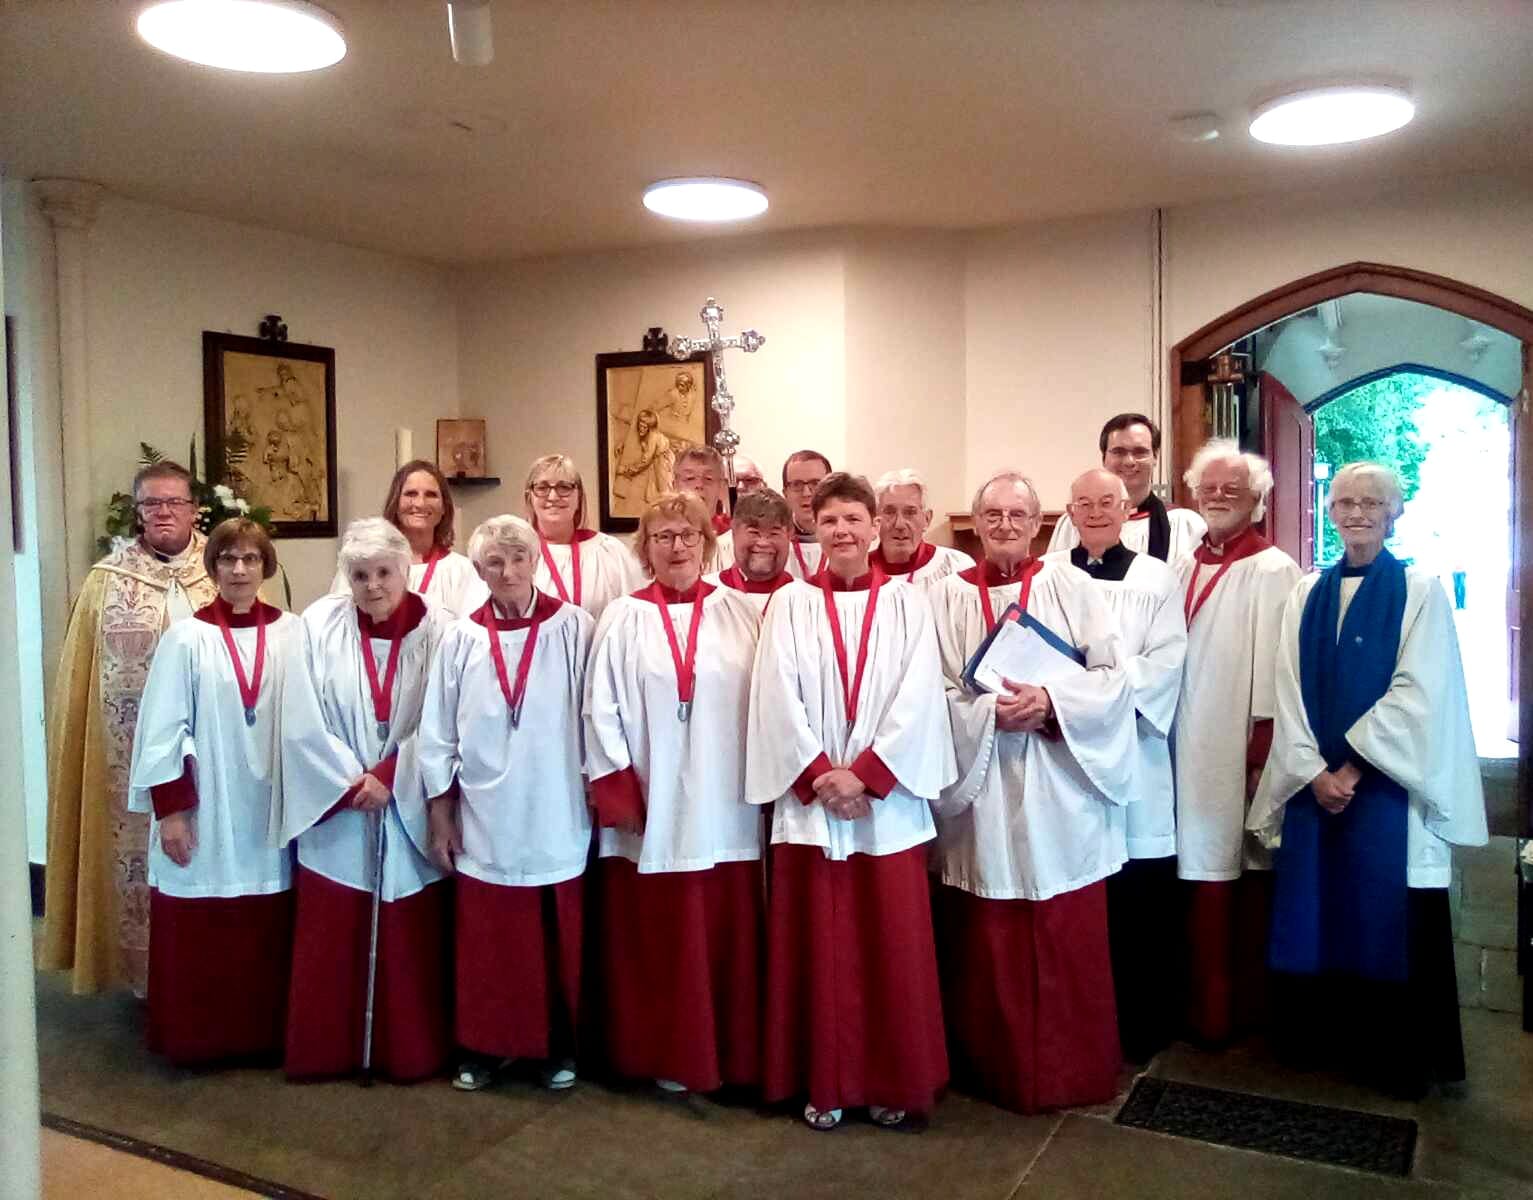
[41,534,218,995]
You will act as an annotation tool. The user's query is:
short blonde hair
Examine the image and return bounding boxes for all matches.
[1183,439,1275,522]
[523,453,588,531]
[337,517,410,579]
[634,491,717,578]
[467,514,540,565]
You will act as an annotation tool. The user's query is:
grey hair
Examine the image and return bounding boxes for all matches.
[970,470,1042,523]
[467,514,540,565]
[873,468,930,510]
[337,517,410,578]
[1069,469,1129,503]
[1330,461,1405,521]
[1183,439,1276,522]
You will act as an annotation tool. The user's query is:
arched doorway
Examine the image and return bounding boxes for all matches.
[1169,263,1533,1032]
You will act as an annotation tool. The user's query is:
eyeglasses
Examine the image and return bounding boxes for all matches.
[648,529,703,548]
[136,498,195,513]
[1196,484,1249,500]
[1333,497,1388,513]
[1069,499,1125,514]
[981,508,1037,527]
[529,481,578,499]
[216,552,264,569]
[783,478,826,495]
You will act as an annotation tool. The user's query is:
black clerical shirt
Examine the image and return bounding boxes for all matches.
[1070,541,1135,582]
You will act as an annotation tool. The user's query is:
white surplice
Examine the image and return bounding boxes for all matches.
[419,593,595,887]
[1049,507,1207,561]
[585,584,764,872]
[1171,542,1302,881]
[707,527,735,573]
[1247,566,1488,887]
[128,611,298,898]
[876,544,976,589]
[273,593,450,901]
[930,561,1137,901]
[1044,550,1188,859]
[784,536,824,582]
[535,531,646,623]
[329,550,490,619]
[746,577,957,859]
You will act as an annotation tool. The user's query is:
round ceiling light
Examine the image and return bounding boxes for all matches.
[643,178,769,222]
[1249,85,1414,146]
[136,1,347,74]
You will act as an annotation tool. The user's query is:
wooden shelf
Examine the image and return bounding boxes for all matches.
[445,475,501,488]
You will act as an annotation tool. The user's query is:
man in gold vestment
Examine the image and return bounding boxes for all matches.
[41,462,218,995]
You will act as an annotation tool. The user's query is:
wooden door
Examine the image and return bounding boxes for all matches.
[1260,371,1315,570]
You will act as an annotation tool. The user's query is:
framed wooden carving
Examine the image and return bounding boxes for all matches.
[595,348,717,532]
[437,418,488,478]
[203,331,337,538]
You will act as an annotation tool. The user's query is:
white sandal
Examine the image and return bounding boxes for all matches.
[803,1103,843,1131]
[868,1105,906,1127]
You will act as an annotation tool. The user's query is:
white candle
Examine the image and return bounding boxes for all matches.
[395,428,412,468]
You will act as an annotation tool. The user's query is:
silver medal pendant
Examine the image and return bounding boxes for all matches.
[377,720,389,742]
[677,700,692,723]
[244,707,257,727]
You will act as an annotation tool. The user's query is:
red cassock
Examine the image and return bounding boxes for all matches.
[583,581,767,1092]
[127,599,298,1066]
[275,591,455,1082]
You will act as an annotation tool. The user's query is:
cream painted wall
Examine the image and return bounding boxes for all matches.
[964,211,1155,511]
[82,196,461,609]
[1165,171,1533,345]
[454,231,847,535]
[843,233,967,527]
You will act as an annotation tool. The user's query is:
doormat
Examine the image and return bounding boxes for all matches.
[1114,1077,1418,1176]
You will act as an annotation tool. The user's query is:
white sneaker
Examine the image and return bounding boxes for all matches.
[544,1066,577,1090]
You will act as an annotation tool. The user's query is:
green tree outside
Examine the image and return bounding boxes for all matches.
[1313,372,1434,563]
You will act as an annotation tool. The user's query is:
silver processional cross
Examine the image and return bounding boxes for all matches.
[670,297,764,485]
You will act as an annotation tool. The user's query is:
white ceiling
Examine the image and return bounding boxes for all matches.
[4,0,1533,264]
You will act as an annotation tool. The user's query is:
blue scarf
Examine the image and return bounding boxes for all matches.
[1269,549,1411,983]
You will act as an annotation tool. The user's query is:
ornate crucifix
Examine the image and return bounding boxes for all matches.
[670,296,765,485]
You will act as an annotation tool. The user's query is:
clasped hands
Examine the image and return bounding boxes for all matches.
[1310,761,1362,814]
[995,678,1052,734]
[812,767,873,821]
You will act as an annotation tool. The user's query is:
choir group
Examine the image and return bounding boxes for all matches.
[118,411,1487,1132]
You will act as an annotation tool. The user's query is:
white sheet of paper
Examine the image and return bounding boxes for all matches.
[970,619,1085,694]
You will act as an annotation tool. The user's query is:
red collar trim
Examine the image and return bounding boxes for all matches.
[1194,525,1270,565]
[539,527,599,545]
[822,569,877,592]
[636,579,716,604]
[721,566,793,594]
[711,513,732,534]
[958,557,1036,585]
[195,597,283,628]
[871,540,936,577]
[468,590,562,629]
[356,591,427,637]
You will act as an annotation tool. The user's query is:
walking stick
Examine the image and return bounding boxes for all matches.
[360,804,386,1086]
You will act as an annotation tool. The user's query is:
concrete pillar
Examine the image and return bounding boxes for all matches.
[33,179,103,596]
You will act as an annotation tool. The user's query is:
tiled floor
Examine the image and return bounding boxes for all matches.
[32,967,1533,1200]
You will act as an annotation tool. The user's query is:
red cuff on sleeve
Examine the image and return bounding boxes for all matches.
[319,788,355,823]
[793,752,835,806]
[1246,719,1274,770]
[150,757,198,820]
[368,752,399,792]
[849,748,897,799]
[591,766,646,828]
